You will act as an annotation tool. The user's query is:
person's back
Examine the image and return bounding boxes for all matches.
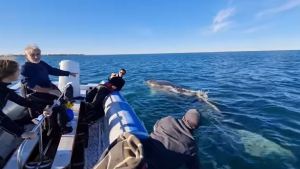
[143,109,200,169]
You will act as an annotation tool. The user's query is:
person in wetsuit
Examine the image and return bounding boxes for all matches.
[143,109,201,169]
[21,45,77,133]
[0,59,41,139]
[85,69,126,123]
[0,59,55,166]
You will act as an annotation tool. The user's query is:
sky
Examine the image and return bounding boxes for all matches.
[0,0,300,55]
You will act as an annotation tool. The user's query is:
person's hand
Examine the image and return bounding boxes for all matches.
[21,131,36,139]
[69,72,77,77]
[48,89,62,97]
[110,73,117,79]
[111,85,117,90]
[43,106,52,116]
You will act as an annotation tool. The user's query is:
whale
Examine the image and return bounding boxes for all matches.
[146,80,220,112]
[237,129,296,161]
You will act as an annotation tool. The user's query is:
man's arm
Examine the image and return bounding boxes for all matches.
[42,61,70,76]
[21,79,60,96]
[31,85,51,93]
[21,75,61,97]
[108,73,117,81]
[7,90,44,109]
[32,85,61,97]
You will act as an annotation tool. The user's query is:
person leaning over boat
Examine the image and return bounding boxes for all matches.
[0,59,54,139]
[21,45,76,133]
[85,70,126,123]
[106,68,126,90]
[143,109,201,169]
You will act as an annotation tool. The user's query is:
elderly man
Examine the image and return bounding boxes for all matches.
[143,109,201,169]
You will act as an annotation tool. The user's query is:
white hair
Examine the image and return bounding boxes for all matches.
[24,44,41,56]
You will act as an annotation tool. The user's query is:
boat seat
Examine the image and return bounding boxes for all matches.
[1,101,28,163]
[3,124,37,169]
[2,100,27,121]
[51,102,80,169]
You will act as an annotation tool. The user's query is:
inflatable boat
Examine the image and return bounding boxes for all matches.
[0,60,148,169]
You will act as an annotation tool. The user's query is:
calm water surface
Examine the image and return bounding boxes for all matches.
[16,51,300,169]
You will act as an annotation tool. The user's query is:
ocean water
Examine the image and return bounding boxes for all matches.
[15,51,300,169]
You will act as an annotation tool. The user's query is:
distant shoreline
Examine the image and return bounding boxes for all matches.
[1,49,299,57]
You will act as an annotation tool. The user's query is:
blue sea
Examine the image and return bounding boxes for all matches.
[16,50,300,169]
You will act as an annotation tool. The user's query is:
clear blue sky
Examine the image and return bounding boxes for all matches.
[0,0,300,54]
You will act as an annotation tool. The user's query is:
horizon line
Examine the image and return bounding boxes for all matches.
[1,49,299,56]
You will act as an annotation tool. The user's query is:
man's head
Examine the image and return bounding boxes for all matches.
[182,109,201,130]
[24,45,41,63]
[118,68,126,77]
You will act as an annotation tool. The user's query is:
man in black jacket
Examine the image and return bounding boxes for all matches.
[143,109,201,169]
[21,45,77,97]
[21,45,76,133]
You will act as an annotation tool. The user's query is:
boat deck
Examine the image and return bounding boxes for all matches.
[2,82,145,169]
[51,102,80,169]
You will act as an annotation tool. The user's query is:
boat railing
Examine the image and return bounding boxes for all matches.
[16,83,72,169]
[17,114,47,169]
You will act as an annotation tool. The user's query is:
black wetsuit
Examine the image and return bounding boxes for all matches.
[85,76,125,122]
[108,76,125,91]
[0,82,41,137]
